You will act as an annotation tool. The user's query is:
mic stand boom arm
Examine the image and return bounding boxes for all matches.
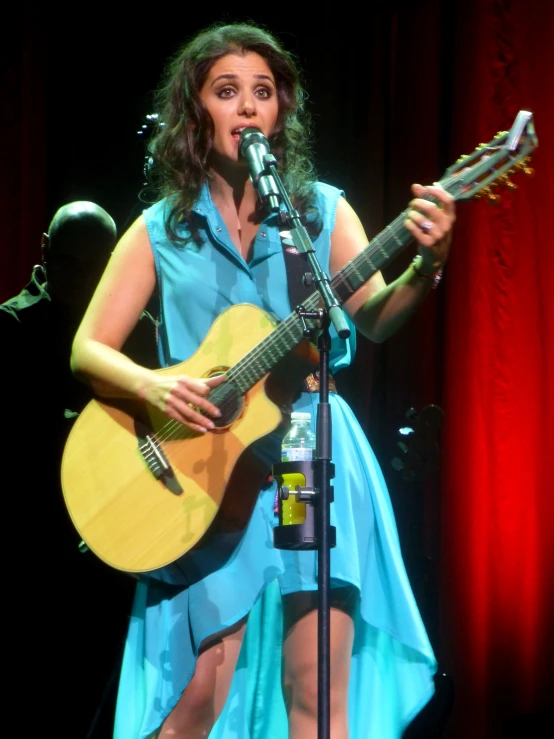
[265,156,351,341]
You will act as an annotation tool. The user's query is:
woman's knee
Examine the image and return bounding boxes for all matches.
[283,658,319,717]
[283,654,350,718]
[282,588,357,719]
[161,618,247,735]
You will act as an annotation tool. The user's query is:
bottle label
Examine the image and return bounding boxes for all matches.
[282,448,313,462]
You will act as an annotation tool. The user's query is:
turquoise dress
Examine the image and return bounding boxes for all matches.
[113,182,436,738]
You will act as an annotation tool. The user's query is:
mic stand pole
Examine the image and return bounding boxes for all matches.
[314,311,333,739]
[264,156,350,739]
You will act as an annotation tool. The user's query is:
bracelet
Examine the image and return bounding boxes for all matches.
[412,256,444,289]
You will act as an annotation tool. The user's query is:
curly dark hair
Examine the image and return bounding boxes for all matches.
[145,21,319,243]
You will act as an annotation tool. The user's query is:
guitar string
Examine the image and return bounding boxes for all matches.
[133,146,536,471]
[139,172,479,460]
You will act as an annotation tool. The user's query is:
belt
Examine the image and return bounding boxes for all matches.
[303,371,337,393]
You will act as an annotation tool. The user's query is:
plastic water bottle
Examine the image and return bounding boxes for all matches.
[281,411,317,462]
[279,412,316,525]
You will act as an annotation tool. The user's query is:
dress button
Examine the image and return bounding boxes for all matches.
[260,232,267,237]
[216,227,222,232]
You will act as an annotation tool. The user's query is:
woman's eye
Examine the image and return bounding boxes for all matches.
[217,87,235,98]
[255,88,271,99]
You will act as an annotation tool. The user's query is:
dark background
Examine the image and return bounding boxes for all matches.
[4,1,553,737]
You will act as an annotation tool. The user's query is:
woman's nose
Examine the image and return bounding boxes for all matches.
[238,95,256,116]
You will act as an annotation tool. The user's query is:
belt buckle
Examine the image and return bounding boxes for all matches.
[304,371,336,393]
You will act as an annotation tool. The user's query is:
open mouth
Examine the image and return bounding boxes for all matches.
[231,126,248,141]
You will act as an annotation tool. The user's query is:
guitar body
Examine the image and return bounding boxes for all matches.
[61,303,318,574]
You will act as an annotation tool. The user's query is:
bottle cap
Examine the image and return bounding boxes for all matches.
[291,411,311,421]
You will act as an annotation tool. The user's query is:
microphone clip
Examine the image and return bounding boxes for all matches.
[250,151,276,185]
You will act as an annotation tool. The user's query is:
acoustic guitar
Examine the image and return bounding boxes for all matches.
[61,111,538,575]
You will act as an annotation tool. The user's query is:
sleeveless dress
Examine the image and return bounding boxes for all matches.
[113,182,437,739]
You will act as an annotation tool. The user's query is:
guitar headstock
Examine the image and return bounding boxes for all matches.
[439,110,538,203]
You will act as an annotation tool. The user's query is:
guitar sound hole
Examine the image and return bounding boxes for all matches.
[207,382,244,428]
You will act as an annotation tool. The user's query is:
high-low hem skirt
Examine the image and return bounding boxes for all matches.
[113,393,437,739]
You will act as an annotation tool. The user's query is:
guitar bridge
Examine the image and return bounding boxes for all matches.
[136,425,183,495]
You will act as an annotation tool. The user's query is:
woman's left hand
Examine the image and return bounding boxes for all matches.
[404,183,456,272]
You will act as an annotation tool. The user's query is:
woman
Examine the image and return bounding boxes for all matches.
[71,22,455,739]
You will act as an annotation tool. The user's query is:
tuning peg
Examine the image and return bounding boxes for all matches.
[521,157,534,175]
[479,186,501,204]
[511,158,534,176]
[498,173,517,191]
[456,154,469,163]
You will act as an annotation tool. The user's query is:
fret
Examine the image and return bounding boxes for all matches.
[386,222,406,248]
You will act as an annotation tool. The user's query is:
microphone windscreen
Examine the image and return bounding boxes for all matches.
[239,127,267,157]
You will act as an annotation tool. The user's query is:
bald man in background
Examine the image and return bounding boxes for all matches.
[2,201,158,412]
[1,201,158,737]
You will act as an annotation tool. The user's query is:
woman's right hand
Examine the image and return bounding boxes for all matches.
[141,372,227,433]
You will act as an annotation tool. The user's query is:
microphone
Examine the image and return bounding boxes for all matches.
[239,127,281,212]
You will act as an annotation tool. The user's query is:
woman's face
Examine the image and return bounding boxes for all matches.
[199,51,279,167]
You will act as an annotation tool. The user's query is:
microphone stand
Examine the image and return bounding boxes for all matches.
[261,153,350,739]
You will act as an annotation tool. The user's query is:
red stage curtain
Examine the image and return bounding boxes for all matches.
[440,1,554,736]
[1,5,46,300]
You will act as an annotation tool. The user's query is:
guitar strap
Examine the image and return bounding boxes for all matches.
[279,229,315,312]
[279,229,338,393]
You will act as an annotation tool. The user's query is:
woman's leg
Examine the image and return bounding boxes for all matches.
[282,586,357,739]
[158,616,247,739]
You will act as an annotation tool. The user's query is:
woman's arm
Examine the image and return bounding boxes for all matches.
[71,215,223,432]
[330,184,455,343]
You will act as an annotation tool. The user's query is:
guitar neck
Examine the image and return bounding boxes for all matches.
[330,209,414,303]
